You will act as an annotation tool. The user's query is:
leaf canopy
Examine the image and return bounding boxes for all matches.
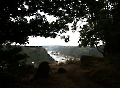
[0,0,120,55]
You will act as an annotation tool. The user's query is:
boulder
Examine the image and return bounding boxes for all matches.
[34,61,50,79]
[57,68,67,74]
[80,55,103,68]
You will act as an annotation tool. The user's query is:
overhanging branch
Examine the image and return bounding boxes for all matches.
[95,43,105,56]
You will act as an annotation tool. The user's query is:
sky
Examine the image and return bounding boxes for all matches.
[26,30,80,46]
[25,11,87,46]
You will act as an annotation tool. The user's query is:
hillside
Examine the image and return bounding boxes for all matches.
[22,46,54,64]
[58,46,103,58]
[43,45,65,51]
[43,46,103,58]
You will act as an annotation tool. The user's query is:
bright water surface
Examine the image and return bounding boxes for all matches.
[47,51,66,63]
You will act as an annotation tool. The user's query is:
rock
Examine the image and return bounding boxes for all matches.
[34,61,50,79]
[80,55,103,68]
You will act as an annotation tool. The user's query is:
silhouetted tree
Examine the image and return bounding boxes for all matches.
[1,1,120,80]
[1,0,120,56]
[0,45,29,87]
[78,0,120,56]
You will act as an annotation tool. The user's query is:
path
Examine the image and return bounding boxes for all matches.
[20,64,110,88]
[24,73,79,88]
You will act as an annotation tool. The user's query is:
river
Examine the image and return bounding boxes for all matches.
[47,51,66,63]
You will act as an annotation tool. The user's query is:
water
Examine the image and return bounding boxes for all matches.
[47,51,66,63]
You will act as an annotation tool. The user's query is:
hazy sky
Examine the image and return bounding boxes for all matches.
[26,11,87,46]
[26,30,80,46]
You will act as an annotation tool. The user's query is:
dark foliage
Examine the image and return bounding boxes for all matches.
[0,45,33,87]
[78,0,120,56]
[0,45,28,72]
[1,0,120,56]
[0,0,71,45]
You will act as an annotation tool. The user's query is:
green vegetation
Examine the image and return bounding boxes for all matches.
[0,45,35,87]
[44,46,103,58]
[22,46,54,64]
[58,46,103,58]
[43,45,65,51]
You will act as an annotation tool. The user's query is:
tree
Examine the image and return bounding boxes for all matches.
[0,0,120,55]
[78,0,120,56]
[0,0,71,45]
[0,45,29,87]
[0,1,120,86]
